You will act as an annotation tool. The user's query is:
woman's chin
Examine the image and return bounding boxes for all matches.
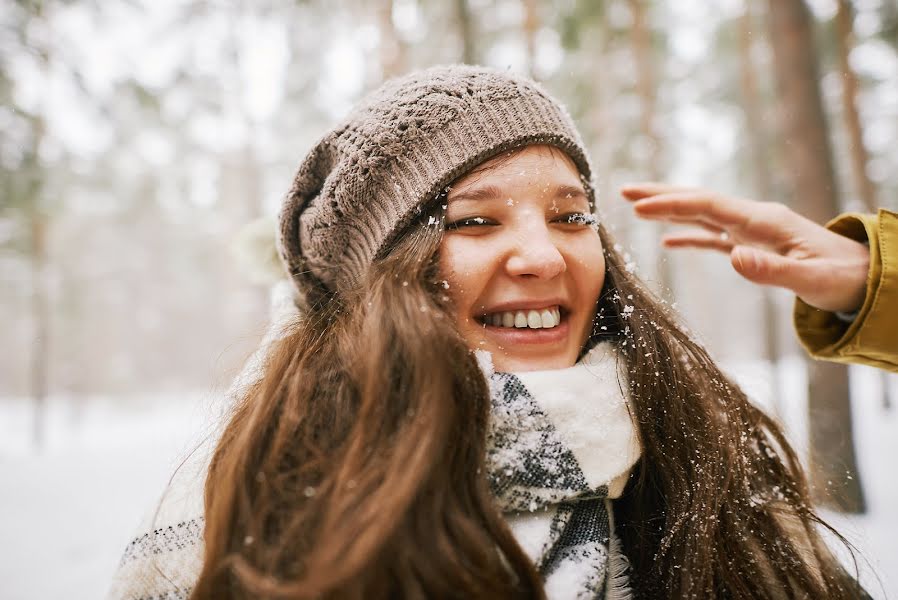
[466,318,584,372]
[483,347,579,373]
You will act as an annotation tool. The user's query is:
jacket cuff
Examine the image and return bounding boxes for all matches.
[794,209,896,370]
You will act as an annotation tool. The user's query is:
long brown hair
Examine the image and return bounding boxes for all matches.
[597,241,863,598]
[191,201,863,598]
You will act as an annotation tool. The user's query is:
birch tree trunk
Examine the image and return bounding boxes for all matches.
[766,0,866,513]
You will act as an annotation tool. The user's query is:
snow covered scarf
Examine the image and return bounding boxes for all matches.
[479,344,641,600]
[109,291,640,599]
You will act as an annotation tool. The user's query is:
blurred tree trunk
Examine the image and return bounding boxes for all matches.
[836,0,877,214]
[29,210,49,449]
[835,0,890,411]
[226,8,274,315]
[767,0,866,513]
[589,7,617,214]
[25,140,49,450]
[377,0,406,79]
[454,0,476,64]
[28,0,50,449]
[586,4,640,254]
[235,145,270,315]
[522,0,538,78]
[628,0,660,181]
[628,0,674,297]
[738,2,784,418]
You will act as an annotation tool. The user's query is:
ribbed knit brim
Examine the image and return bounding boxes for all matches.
[278,65,594,309]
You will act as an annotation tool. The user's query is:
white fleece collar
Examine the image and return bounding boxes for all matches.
[477,343,641,499]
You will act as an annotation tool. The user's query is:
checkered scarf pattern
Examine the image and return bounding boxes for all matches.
[482,345,640,599]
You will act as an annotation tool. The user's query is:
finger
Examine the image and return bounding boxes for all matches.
[631,193,757,230]
[620,182,701,201]
[636,213,727,234]
[730,245,813,295]
[661,231,734,254]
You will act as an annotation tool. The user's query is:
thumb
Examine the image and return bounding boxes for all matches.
[729,245,812,295]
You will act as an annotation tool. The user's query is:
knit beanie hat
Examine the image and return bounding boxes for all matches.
[278,64,594,310]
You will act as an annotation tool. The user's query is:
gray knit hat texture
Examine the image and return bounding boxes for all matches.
[278,64,594,309]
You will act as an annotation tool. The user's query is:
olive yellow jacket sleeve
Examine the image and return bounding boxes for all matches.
[793,208,898,372]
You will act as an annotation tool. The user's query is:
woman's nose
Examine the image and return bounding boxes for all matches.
[504,226,566,279]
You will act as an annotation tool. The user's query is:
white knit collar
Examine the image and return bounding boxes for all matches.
[478,343,641,499]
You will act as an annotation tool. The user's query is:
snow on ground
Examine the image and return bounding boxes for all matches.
[0,359,895,599]
[0,393,219,600]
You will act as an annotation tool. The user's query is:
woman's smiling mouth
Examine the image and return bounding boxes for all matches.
[477,305,563,329]
[475,304,572,345]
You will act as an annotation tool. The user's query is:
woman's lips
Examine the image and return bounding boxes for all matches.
[480,316,571,345]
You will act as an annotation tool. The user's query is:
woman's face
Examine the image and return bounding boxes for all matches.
[439,145,605,372]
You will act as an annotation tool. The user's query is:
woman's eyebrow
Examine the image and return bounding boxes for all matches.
[447,183,587,203]
[553,184,588,201]
[446,183,507,203]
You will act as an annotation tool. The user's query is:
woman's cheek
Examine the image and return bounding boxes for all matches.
[566,239,605,302]
[439,240,479,301]
[574,238,605,275]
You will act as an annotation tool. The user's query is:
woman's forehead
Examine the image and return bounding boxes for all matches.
[447,145,584,201]
[446,182,588,205]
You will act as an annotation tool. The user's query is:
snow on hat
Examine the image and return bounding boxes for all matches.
[278,64,594,309]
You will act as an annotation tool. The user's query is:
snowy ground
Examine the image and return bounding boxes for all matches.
[0,360,895,600]
[0,394,218,600]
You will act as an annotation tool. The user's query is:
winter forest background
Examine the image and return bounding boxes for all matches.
[1,0,897,598]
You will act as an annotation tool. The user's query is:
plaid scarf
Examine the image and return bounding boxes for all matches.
[480,342,641,599]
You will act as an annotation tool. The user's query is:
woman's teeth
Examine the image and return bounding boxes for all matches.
[484,307,562,329]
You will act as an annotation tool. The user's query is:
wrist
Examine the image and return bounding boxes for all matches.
[800,241,869,313]
[838,241,870,313]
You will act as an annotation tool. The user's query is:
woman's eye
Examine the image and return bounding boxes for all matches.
[445,216,496,230]
[556,212,598,227]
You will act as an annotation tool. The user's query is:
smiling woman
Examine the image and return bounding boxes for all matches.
[110,66,868,600]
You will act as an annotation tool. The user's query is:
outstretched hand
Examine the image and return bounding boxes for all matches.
[620,183,871,314]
